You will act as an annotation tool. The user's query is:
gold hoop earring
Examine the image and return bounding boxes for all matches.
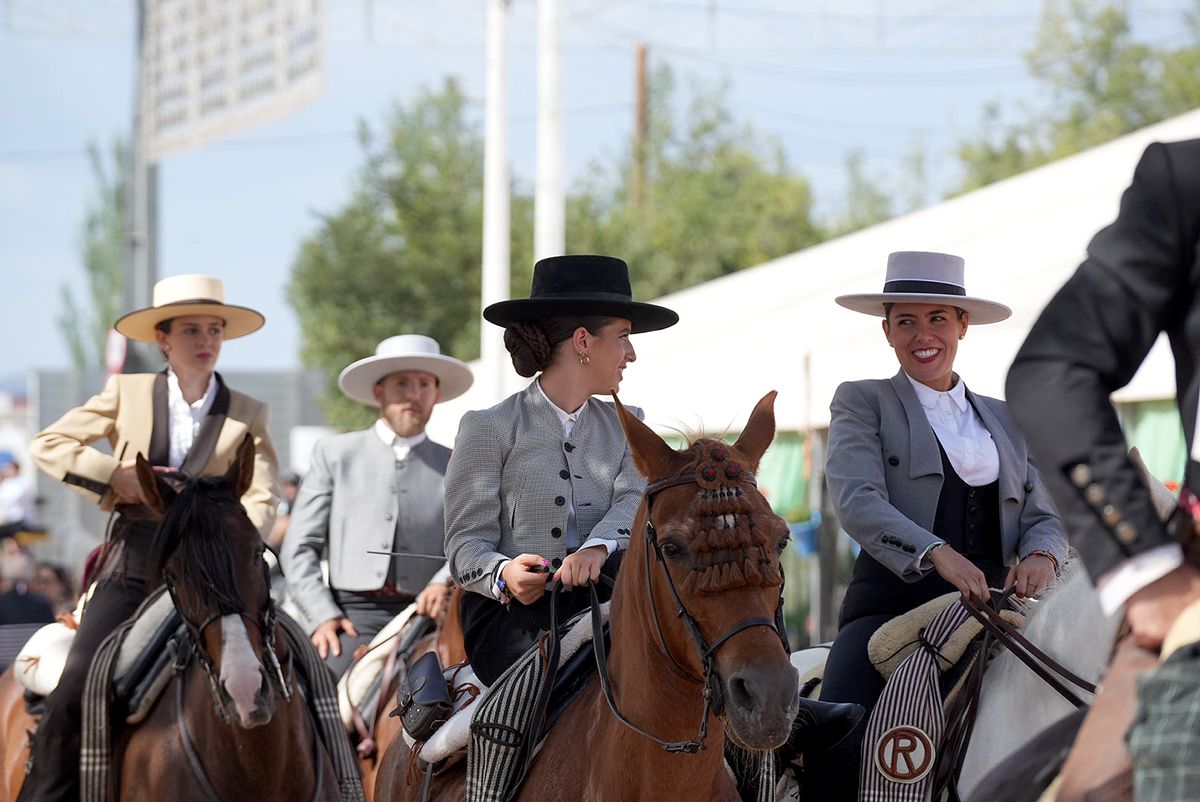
[578,353,590,366]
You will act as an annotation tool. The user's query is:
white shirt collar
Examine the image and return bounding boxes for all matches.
[166,369,217,412]
[906,372,970,413]
[373,419,427,450]
[535,379,586,430]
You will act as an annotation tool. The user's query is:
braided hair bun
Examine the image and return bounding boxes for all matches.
[503,322,553,377]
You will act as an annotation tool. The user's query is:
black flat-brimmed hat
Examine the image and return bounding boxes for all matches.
[835,251,1011,325]
[483,254,679,333]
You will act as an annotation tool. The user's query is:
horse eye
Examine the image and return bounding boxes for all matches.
[776,536,790,556]
[659,540,683,559]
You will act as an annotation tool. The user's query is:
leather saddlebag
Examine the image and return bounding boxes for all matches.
[390,650,452,742]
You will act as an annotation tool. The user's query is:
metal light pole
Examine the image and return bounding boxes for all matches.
[122,0,159,373]
[534,0,564,260]
[480,0,512,403]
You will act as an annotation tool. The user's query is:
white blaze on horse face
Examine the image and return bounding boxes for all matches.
[219,614,264,727]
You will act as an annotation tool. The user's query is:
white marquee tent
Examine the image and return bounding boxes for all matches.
[427,108,1200,445]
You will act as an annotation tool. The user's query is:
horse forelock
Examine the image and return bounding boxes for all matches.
[150,475,259,617]
[649,437,785,596]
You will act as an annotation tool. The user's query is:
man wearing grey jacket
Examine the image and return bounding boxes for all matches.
[283,335,473,676]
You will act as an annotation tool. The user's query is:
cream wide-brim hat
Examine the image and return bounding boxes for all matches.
[835,251,1012,325]
[113,274,265,342]
[338,335,474,407]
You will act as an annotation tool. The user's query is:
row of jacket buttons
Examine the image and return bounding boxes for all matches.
[1069,462,1138,544]
[881,534,916,554]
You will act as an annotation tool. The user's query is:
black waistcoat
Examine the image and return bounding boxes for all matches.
[838,439,1006,627]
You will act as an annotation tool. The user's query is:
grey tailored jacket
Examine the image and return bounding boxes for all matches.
[444,381,645,598]
[826,370,1067,581]
[282,429,451,633]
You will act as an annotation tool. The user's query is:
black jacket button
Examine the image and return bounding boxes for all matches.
[555,496,566,506]
[551,558,563,569]
[551,527,562,538]
[888,456,900,466]
[1024,480,1035,493]
[560,470,570,479]
[564,442,575,452]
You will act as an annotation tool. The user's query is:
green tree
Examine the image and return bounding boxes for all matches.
[955,0,1200,192]
[288,79,534,429]
[566,67,823,298]
[59,137,126,369]
[828,149,894,237]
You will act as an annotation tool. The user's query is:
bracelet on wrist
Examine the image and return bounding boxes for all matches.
[1024,549,1060,576]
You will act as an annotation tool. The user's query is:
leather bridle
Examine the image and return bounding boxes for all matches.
[164,559,294,724]
[589,468,788,754]
[164,559,307,802]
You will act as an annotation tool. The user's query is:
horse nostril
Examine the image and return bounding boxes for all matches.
[729,674,760,713]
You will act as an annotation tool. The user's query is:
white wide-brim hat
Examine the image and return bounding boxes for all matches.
[338,335,474,406]
[835,251,1012,325]
[114,274,265,342]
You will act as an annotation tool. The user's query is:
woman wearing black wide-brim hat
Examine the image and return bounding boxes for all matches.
[443,254,676,688]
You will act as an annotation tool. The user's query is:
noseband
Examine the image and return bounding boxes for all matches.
[165,559,294,724]
[590,467,787,754]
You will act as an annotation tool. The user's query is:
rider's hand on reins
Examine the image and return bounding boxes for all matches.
[109,461,152,506]
[501,554,553,605]
[929,543,989,601]
[553,545,606,589]
[1004,553,1056,599]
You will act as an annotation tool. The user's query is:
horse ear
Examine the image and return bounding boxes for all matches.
[731,390,778,471]
[226,433,256,499]
[134,453,167,515]
[612,392,679,478]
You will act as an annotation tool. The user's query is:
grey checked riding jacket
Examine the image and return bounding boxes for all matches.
[444,381,646,598]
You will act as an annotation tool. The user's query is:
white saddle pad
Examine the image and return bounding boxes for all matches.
[337,604,421,730]
[14,584,95,697]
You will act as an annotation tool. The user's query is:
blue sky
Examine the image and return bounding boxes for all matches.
[1,0,1192,376]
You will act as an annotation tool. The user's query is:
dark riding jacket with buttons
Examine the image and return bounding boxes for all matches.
[444,381,645,598]
[1008,139,1200,582]
[826,370,1067,582]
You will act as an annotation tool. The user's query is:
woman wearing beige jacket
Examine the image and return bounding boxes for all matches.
[20,274,279,802]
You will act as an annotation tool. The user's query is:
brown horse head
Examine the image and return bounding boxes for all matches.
[137,434,286,729]
[614,391,798,751]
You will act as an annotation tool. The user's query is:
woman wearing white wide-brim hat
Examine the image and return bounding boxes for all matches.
[20,274,280,802]
[805,252,1068,800]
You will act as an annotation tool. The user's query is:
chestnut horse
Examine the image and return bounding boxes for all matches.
[0,665,31,802]
[375,391,799,801]
[116,437,341,801]
[359,589,467,802]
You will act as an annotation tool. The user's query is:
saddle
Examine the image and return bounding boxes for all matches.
[337,603,425,733]
[402,600,609,793]
[14,587,182,723]
[868,591,1027,681]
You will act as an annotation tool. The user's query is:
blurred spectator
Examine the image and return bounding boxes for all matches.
[0,453,38,529]
[266,470,301,553]
[0,550,55,626]
[31,562,76,616]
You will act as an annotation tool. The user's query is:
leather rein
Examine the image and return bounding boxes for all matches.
[932,589,1098,802]
[588,469,786,754]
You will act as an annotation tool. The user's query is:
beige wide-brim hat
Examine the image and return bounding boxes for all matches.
[114,274,265,342]
[835,251,1012,325]
[338,335,474,407]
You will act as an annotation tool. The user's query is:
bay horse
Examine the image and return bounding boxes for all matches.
[375,390,800,801]
[117,436,341,801]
